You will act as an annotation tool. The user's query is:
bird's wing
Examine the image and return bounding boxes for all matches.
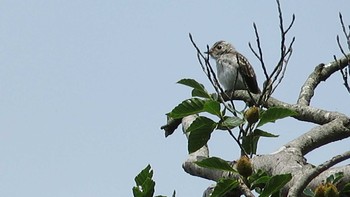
[235,52,261,94]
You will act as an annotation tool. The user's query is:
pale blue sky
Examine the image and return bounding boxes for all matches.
[0,1,349,197]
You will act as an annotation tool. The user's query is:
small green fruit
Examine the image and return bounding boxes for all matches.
[244,106,260,125]
[236,156,253,177]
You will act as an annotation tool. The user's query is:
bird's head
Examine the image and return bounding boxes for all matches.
[206,40,236,59]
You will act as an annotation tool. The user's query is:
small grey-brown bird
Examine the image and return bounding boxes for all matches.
[208,41,260,94]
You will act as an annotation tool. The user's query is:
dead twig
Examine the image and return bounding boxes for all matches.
[336,13,350,93]
[248,0,295,106]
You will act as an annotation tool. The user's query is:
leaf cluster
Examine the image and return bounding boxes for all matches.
[196,157,292,197]
[167,78,297,155]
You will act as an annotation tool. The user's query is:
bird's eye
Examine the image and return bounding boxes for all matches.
[216,45,222,50]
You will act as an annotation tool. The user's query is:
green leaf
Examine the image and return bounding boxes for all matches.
[303,188,315,197]
[177,78,206,91]
[257,107,298,127]
[241,130,278,155]
[195,157,236,172]
[134,178,155,197]
[271,192,280,197]
[341,182,350,195]
[248,169,269,184]
[133,187,143,197]
[211,179,239,197]
[250,176,270,189]
[134,165,153,186]
[242,133,260,155]
[254,129,279,138]
[203,100,221,117]
[167,98,206,119]
[326,174,335,184]
[192,88,211,98]
[177,78,211,98]
[133,165,155,197]
[331,172,344,184]
[188,116,217,153]
[217,116,244,130]
[260,174,292,197]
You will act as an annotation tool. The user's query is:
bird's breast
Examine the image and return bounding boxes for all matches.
[216,59,245,91]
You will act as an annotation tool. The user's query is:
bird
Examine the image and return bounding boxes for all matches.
[207,40,260,94]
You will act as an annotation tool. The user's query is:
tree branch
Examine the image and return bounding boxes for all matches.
[286,118,350,155]
[222,90,348,125]
[222,89,350,156]
[297,53,350,105]
[288,151,350,197]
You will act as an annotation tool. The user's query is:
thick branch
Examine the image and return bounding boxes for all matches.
[224,90,350,155]
[286,118,350,155]
[306,165,350,191]
[224,90,349,125]
[297,53,350,106]
[288,151,350,197]
[249,150,350,196]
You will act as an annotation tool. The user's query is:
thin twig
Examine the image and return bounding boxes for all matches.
[227,127,248,157]
[337,35,348,58]
[248,22,274,107]
[285,14,296,34]
[334,55,350,93]
[248,25,271,107]
[254,0,295,105]
[336,13,350,93]
[273,0,295,94]
[273,41,293,90]
[339,12,350,51]
[252,23,268,80]
[270,37,295,96]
